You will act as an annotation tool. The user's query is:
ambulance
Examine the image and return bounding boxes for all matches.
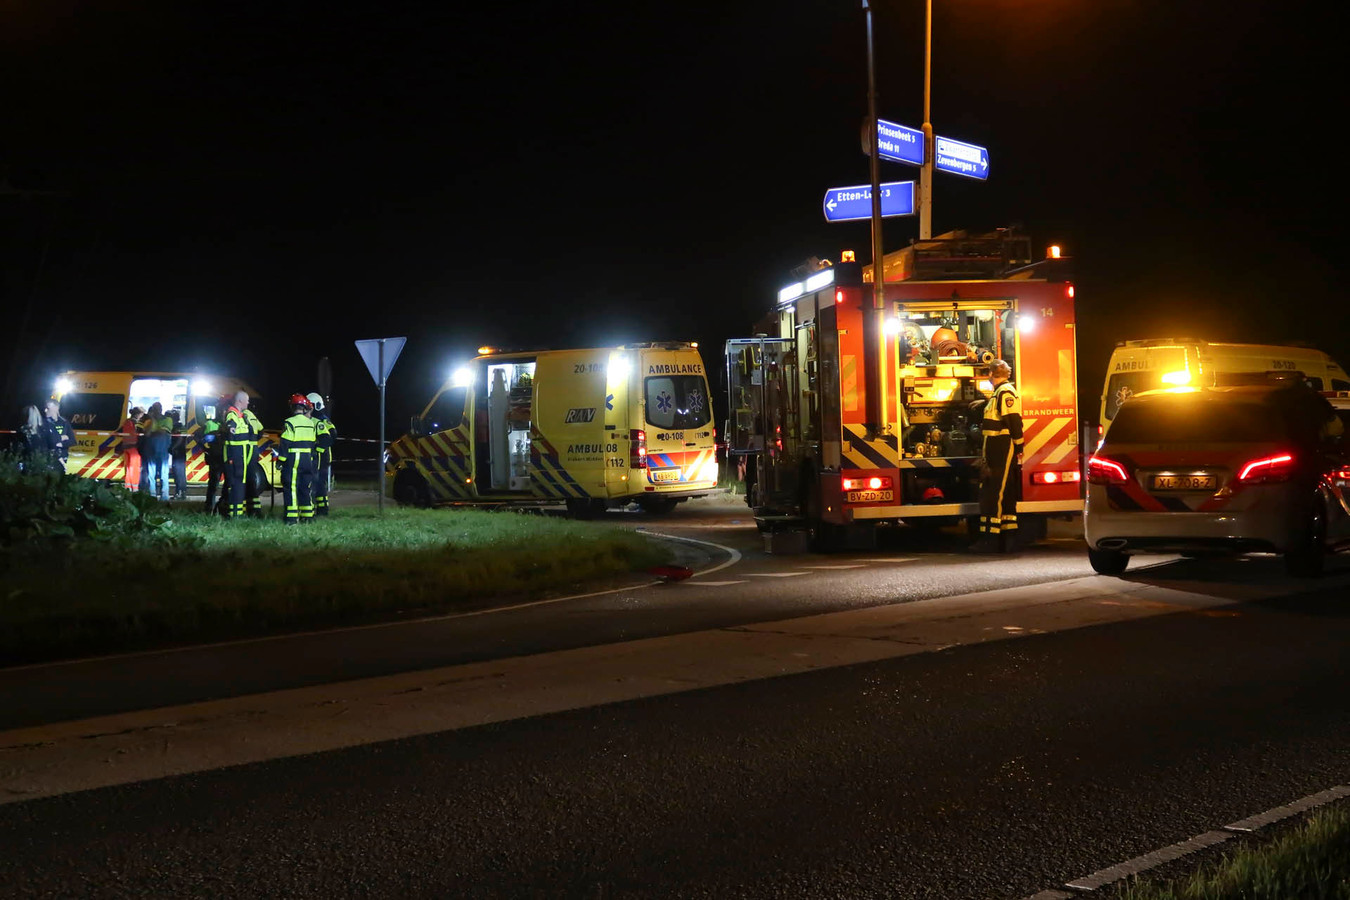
[385,343,719,514]
[51,371,281,487]
[1100,340,1350,430]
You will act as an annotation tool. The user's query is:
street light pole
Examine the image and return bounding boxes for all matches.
[919,0,934,240]
[861,0,885,437]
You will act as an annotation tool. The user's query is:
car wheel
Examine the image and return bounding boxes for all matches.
[638,497,678,515]
[1088,547,1129,575]
[1285,508,1326,578]
[393,470,431,508]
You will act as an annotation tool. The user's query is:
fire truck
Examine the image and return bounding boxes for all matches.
[725,228,1082,549]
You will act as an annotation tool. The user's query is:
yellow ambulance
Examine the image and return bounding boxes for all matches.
[1101,340,1350,429]
[52,371,281,487]
[385,343,719,515]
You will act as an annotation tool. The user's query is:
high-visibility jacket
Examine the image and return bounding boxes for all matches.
[314,415,335,452]
[224,407,262,447]
[277,414,319,465]
[981,381,1024,454]
[119,416,141,452]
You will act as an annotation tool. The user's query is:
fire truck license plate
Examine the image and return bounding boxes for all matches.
[846,489,893,503]
[1151,474,1216,491]
[651,468,682,483]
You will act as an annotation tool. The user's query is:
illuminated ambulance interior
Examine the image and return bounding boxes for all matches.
[483,360,535,492]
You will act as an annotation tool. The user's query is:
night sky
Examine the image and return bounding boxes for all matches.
[3,0,1345,438]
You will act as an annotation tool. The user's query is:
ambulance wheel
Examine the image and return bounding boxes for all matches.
[1088,548,1129,576]
[638,497,678,515]
[393,470,431,508]
[566,498,606,519]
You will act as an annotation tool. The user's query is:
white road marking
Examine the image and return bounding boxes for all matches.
[799,565,867,570]
[1021,784,1350,898]
[871,557,920,563]
[745,572,809,578]
[689,580,747,586]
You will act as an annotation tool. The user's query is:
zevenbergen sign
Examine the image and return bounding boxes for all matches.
[933,135,990,180]
[822,181,916,223]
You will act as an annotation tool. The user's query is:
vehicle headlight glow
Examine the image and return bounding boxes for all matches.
[192,379,214,396]
[883,316,903,336]
[54,377,74,395]
[608,355,630,381]
[700,460,719,483]
[1016,314,1037,333]
[452,367,474,388]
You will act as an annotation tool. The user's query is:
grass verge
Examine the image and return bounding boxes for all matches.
[1,505,669,664]
[1109,804,1350,899]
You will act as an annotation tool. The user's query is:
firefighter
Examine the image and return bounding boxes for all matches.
[972,359,1024,553]
[223,390,264,519]
[277,394,319,524]
[306,392,334,516]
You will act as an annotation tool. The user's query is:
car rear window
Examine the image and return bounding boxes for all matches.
[1107,399,1283,443]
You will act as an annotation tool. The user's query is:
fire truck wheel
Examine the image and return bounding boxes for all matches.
[638,497,679,515]
[802,473,838,552]
[393,470,431,508]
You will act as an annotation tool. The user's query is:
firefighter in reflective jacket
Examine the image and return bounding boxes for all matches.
[223,391,265,519]
[972,359,1024,553]
[306,392,334,516]
[277,394,319,524]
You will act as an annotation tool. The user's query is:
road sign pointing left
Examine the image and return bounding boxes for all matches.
[823,181,916,223]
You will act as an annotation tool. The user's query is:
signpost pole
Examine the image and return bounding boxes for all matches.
[920,0,934,240]
[862,0,885,438]
[377,340,385,515]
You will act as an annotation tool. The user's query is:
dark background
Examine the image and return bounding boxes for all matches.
[3,0,1346,439]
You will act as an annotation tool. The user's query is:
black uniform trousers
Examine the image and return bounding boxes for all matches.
[313,447,331,515]
[224,441,253,519]
[282,451,316,523]
[204,450,225,514]
[978,435,1020,535]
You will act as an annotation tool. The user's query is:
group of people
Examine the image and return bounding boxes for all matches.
[15,391,336,525]
[204,390,335,524]
[116,401,186,501]
[16,399,75,471]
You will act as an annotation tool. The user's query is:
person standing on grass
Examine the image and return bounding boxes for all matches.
[201,397,228,514]
[277,393,319,525]
[223,391,263,519]
[142,402,173,501]
[168,409,189,500]
[17,405,45,470]
[119,406,144,491]
[39,398,74,472]
[307,392,335,516]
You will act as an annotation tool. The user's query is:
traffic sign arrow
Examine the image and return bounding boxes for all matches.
[934,135,990,181]
[822,181,916,223]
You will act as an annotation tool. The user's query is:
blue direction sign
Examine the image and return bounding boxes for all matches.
[822,181,916,223]
[934,135,990,180]
[875,118,925,167]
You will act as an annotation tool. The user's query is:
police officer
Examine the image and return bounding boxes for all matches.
[223,391,264,519]
[201,396,228,514]
[306,392,334,516]
[40,398,74,472]
[972,359,1024,553]
[277,394,319,524]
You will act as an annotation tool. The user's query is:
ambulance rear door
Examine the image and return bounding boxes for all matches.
[638,347,717,492]
[532,350,608,502]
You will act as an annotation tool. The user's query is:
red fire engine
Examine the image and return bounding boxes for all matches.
[725,228,1082,549]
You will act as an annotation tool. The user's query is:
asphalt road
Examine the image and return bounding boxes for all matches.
[2,495,1348,898]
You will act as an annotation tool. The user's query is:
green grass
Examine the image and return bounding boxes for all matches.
[1,505,668,664]
[1111,805,1350,899]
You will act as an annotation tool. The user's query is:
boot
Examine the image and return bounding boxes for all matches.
[1000,531,1022,553]
[969,534,1001,554]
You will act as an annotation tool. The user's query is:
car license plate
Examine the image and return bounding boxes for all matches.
[651,468,681,483]
[846,489,894,503]
[1151,474,1216,491]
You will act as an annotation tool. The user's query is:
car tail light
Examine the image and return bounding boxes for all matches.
[1032,470,1082,485]
[1236,452,1295,484]
[842,475,894,491]
[1333,466,1350,481]
[1087,455,1129,485]
[630,429,647,469]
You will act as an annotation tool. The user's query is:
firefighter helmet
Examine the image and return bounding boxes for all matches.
[289,393,313,410]
[305,392,325,411]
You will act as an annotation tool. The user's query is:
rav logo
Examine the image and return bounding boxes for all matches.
[564,408,596,424]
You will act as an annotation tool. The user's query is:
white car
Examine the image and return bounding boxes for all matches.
[1084,385,1350,577]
